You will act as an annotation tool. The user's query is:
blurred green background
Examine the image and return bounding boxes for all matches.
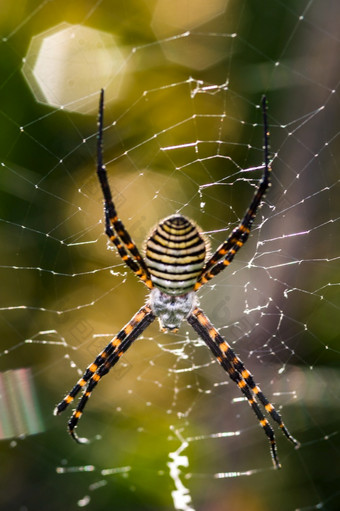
[0,1,339,510]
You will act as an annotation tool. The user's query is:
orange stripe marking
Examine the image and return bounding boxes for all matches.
[219,342,229,353]
[198,313,209,326]
[124,324,134,335]
[135,311,146,322]
[209,328,218,339]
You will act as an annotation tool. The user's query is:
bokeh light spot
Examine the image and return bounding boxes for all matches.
[151,0,229,69]
[22,22,125,114]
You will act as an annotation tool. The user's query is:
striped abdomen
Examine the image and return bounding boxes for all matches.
[145,214,206,295]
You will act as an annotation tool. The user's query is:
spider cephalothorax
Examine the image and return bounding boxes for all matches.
[54,90,299,468]
[150,287,197,332]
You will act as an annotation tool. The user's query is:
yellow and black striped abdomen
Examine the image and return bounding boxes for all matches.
[145,215,206,295]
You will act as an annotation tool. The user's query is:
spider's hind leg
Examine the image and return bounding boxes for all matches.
[54,305,155,442]
[187,307,299,468]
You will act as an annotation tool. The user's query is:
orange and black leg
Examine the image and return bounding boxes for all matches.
[187,307,299,468]
[54,304,155,442]
[195,96,271,291]
[96,89,152,288]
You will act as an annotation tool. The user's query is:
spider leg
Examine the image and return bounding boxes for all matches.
[54,304,154,415]
[96,89,153,289]
[187,307,299,469]
[54,304,155,442]
[195,96,271,291]
[194,230,249,290]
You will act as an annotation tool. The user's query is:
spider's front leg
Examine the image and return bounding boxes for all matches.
[96,89,152,289]
[195,96,272,291]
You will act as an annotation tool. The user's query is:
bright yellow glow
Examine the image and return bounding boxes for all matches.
[22,23,125,114]
[152,0,228,34]
[150,0,229,70]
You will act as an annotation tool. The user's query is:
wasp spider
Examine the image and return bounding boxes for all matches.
[55,90,299,469]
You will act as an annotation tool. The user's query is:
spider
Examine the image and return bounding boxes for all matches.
[54,90,299,469]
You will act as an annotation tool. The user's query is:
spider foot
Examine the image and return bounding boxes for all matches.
[70,430,90,445]
[54,395,74,415]
[68,423,90,444]
[54,402,66,416]
[280,423,300,448]
[269,439,281,470]
[294,440,301,450]
[67,414,90,444]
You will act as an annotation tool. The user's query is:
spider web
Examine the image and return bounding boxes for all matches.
[1,1,339,510]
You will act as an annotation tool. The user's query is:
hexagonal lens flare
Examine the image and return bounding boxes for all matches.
[22,23,125,114]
